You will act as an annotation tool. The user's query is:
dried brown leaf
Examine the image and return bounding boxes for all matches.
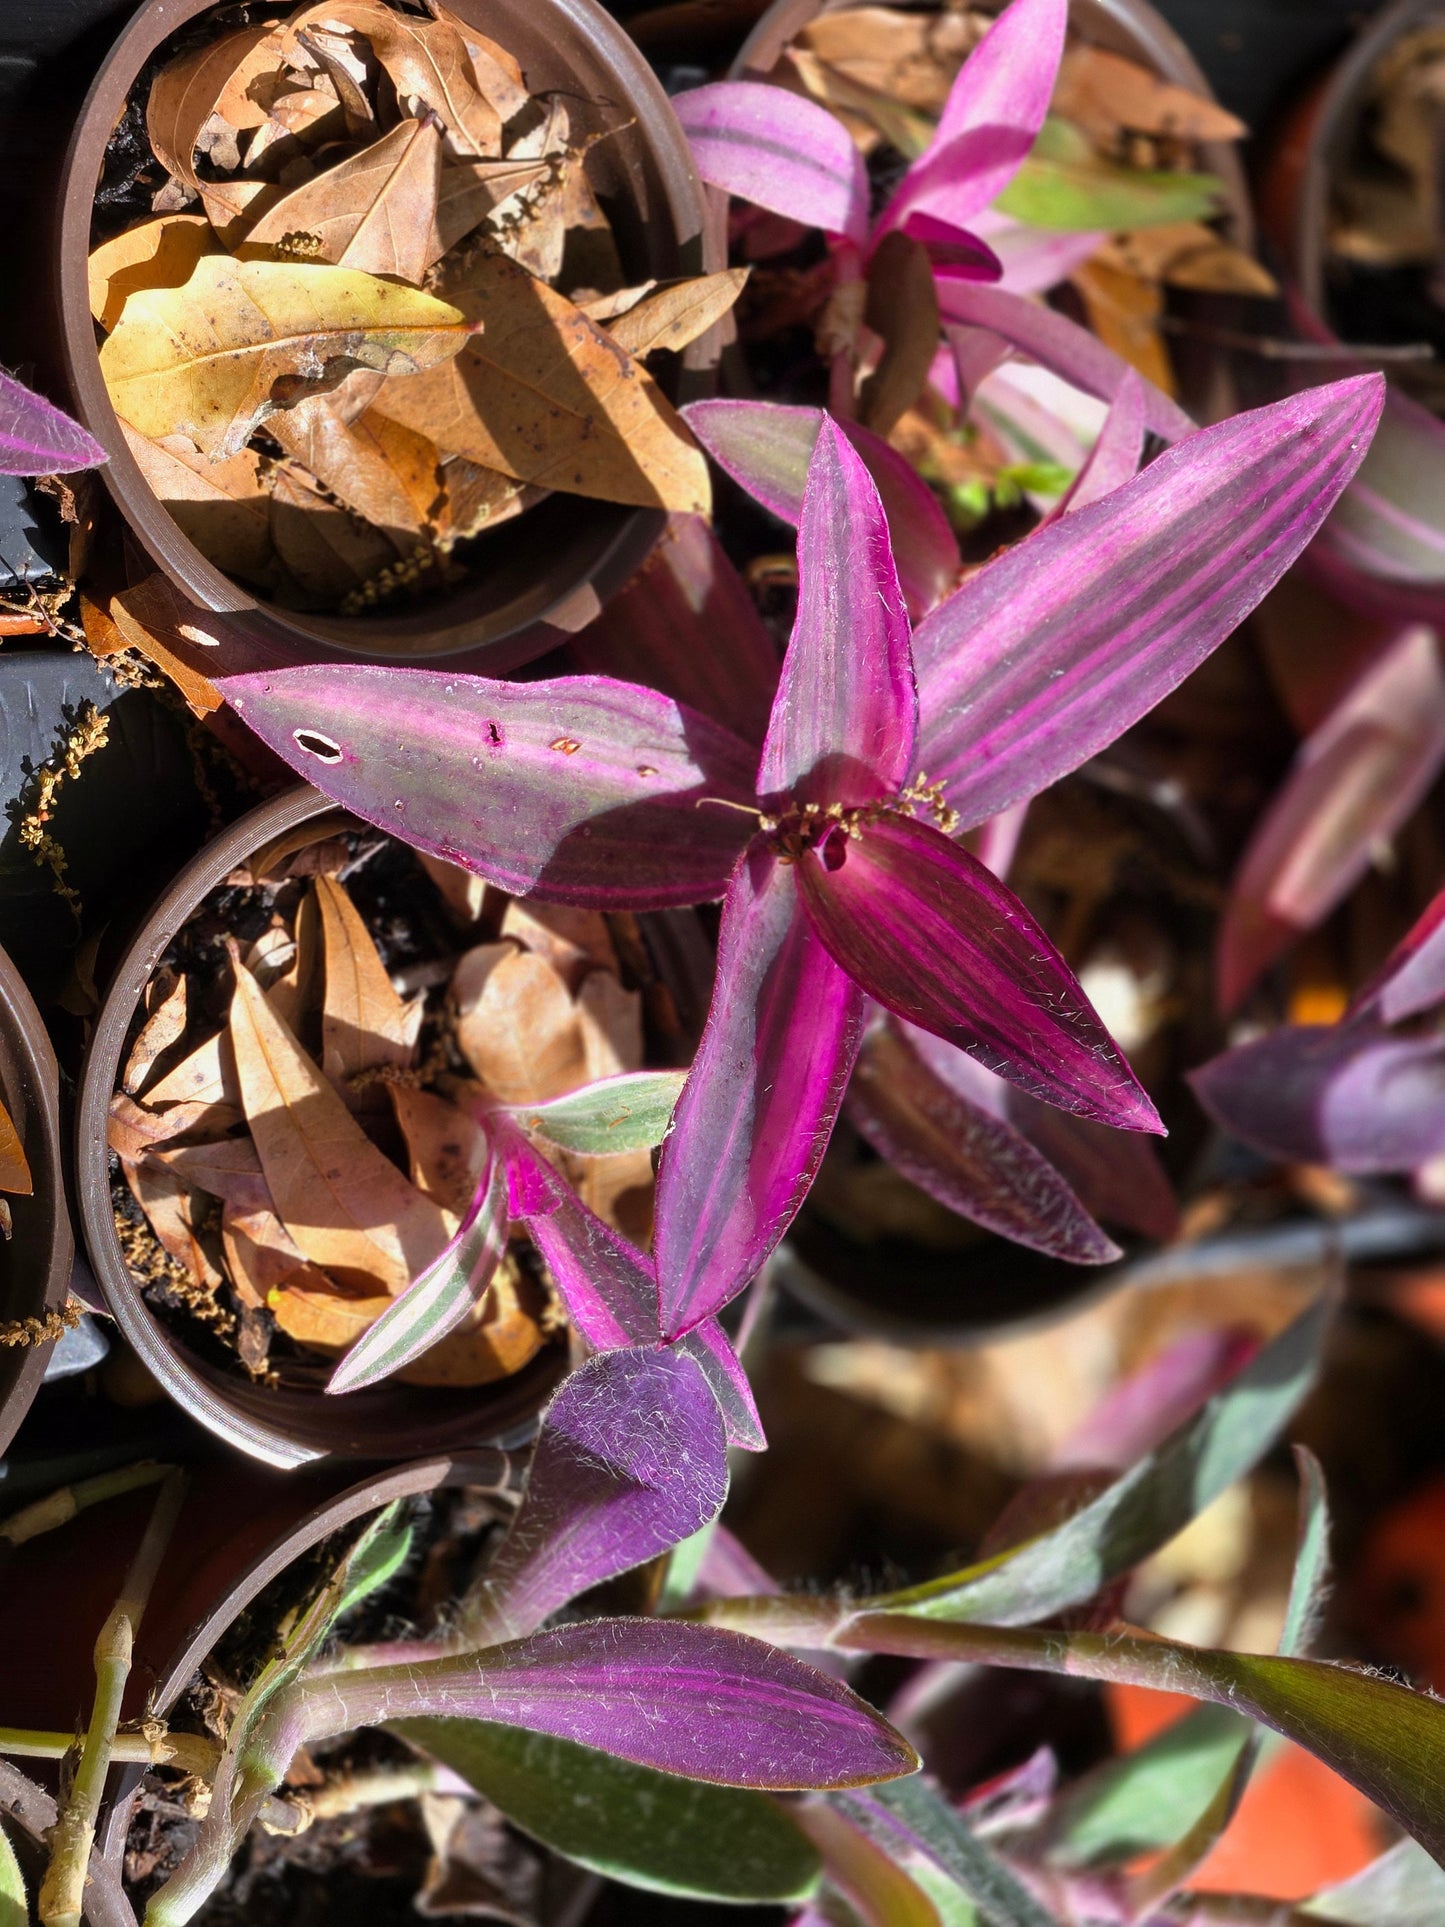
[0,1099,32,1197]
[499,900,617,988]
[145,1028,236,1110]
[146,24,290,191]
[267,399,442,547]
[1097,222,1277,295]
[269,462,408,603]
[593,270,748,361]
[109,576,226,717]
[432,456,535,551]
[120,424,277,588]
[123,969,189,1096]
[152,1137,273,1213]
[88,215,220,333]
[124,1156,222,1291]
[109,1091,241,1161]
[241,118,444,283]
[245,83,347,171]
[222,1198,310,1306]
[453,942,585,1105]
[426,4,530,120]
[389,1083,488,1219]
[797,7,976,112]
[418,851,487,924]
[433,155,553,267]
[1054,44,1246,146]
[269,1272,391,1348]
[228,953,449,1291]
[100,256,468,460]
[395,1257,548,1385]
[315,872,425,1086]
[372,253,710,513]
[576,970,642,1080]
[1072,257,1175,396]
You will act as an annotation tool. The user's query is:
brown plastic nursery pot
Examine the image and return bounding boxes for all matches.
[0,943,74,1460]
[75,785,570,1468]
[56,0,720,676]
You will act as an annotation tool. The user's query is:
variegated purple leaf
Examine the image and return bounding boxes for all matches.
[914,377,1385,830]
[1362,883,1445,1024]
[499,1121,660,1347]
[0,368,108,475]
[674,1318,766,1452]
[900,211,1002,283]
[683,400,960,619]
[1049,368,1148,519]
[794,812,1161,1132]
[758,417,915,809]
[881,0,1067,238]
[222,668,756,910]
[654,843,866,1338]
[848,1020,1119,1262]
[674,82,869,248]
[936,281,1193,441]
[327,1149,508,1395]
[943,324,1011,408]
[304,1619,919,1790]
[1216,624,1445,1013]
[566,515,779,747]
[468,1347,728,1643]
[1191,1020,1445,1175]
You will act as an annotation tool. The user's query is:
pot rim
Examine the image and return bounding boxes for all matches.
[56,0,715,671]
[75,783,569,1468]
[0,941,74,1458]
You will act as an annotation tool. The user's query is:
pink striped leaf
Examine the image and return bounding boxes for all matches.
[1047,367,1148,520]
[795,812,1160,1132]
[914,378,1385,830]
[221,668,756,910]
[675,1319,766,1453]
[674,82,869,247]
[901,211,1002,283]
[0,368,108,474]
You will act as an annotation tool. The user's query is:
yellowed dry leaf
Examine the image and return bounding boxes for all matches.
[314,873,424,1088]
[109,577,226,717]
[269,1272,392,1348]
[395,1257,548,1385]
[222,1198,309,1307]
[89,215,220,334]
[788,46,932,160]
[798,6,976,112]
[283,1,503,157]
[0,1098,32,1197]
[241,117,443,283]
[121,423,276,588]
[389,1083,488,1220]
[123,969,190,1097]
[100,256,468,460]
[267,399,442,547]
[1097,222,1277,295]
[453,943,586,1104]
[1072,257,1175,396]
[500,900,617,988]
[229,954,449,1292]
[269,461,407,602]
[197,178,283,251]
[1054,44,1246,146]
[597,270,748,361]
[146,24,290,190]
[372,253,709,513]
[433,457,536,551]
[145,1027,235,1109]
[124,1156,222,1291]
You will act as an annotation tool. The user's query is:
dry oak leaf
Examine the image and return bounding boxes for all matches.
[269,1271,393,1348]
[88,215,220,334]
[123,1155,223,1293]
[229,954,450,1292]
[222,1198,312,1307]
[268,461,411,602]
[123,969,190,1097]
[147,23,290,191]
[390,1083,489,1220]
[282,1,504,158]
[244,83,348,172]
[99,256,469,460]
[108,1091,242,1161]
[144,1027,236,1110]
[593,270,749,362]
[266,396,443,548]
[315,871,425,1085]
[0,1099,32,1197]
[152,1137,274,1214]
[372,253,710,513]
[425,2,530,121]
[431,153,554,270]
[1053,43,1246,146]
[108,577,227,718]
[240,117,444,285]
[120,423,277,589]
[394,1259,548,1386]
[453,942,586,1106]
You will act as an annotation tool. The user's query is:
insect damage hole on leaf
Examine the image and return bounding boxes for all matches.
[293,728,344,763]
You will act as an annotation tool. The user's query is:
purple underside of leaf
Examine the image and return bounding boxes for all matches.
[304,1618,919,1790]
[970,212,1104,295]
[0,368,109,474]
[900,212,1002,282]
[673,1319,766,1452]
[327,1149,508,1395]
[1216,625,1445,1014]
[1050,368,1148,519]
[566,514,779,747]
[473,1347,729,1642]
[1366,882,1445,1023]
[674,81,869,247]
[654,842,866,1338]
[914,376,1386,830]
[682,400,960,620]
[848,1020,1119,1262]
[795,812,1161,1132]
[498,1121,660,1348]
[220,667,756,910]
[880,0,1067,236]
[758,417,916,808]
[1191,1021,1445,1175]
[936,282,1193,439]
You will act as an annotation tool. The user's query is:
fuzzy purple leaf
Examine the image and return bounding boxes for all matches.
[758,417,915,808]
[914,377,1385,830]
[222,668,755,910]
[683,400,961,619]
[881,0,1068,237]
[1216,624,1445,1013]
[674,82,870,247]
[1191,1020,1445,1175]
[327,1148,508,1395]
[471,1347,729,1642]
[901,211,1003,282]
[795,812,1160,1132]
[848,1020,1119,1262]
[936,282,1193,440]
[305,1619,920,1790]
[674,1319,766,1453]
[654,844,866,1338]
[499,1122,660,1347]
[1364,885,1445,1024]
[0,368,108,475]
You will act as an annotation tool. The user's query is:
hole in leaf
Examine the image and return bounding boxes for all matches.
[293,729,343,764]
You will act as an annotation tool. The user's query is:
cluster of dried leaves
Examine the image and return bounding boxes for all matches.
[755,5,1272,430]
[107,814,655,1386]
[0,1100,33,1245]
[89,0,745,615]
